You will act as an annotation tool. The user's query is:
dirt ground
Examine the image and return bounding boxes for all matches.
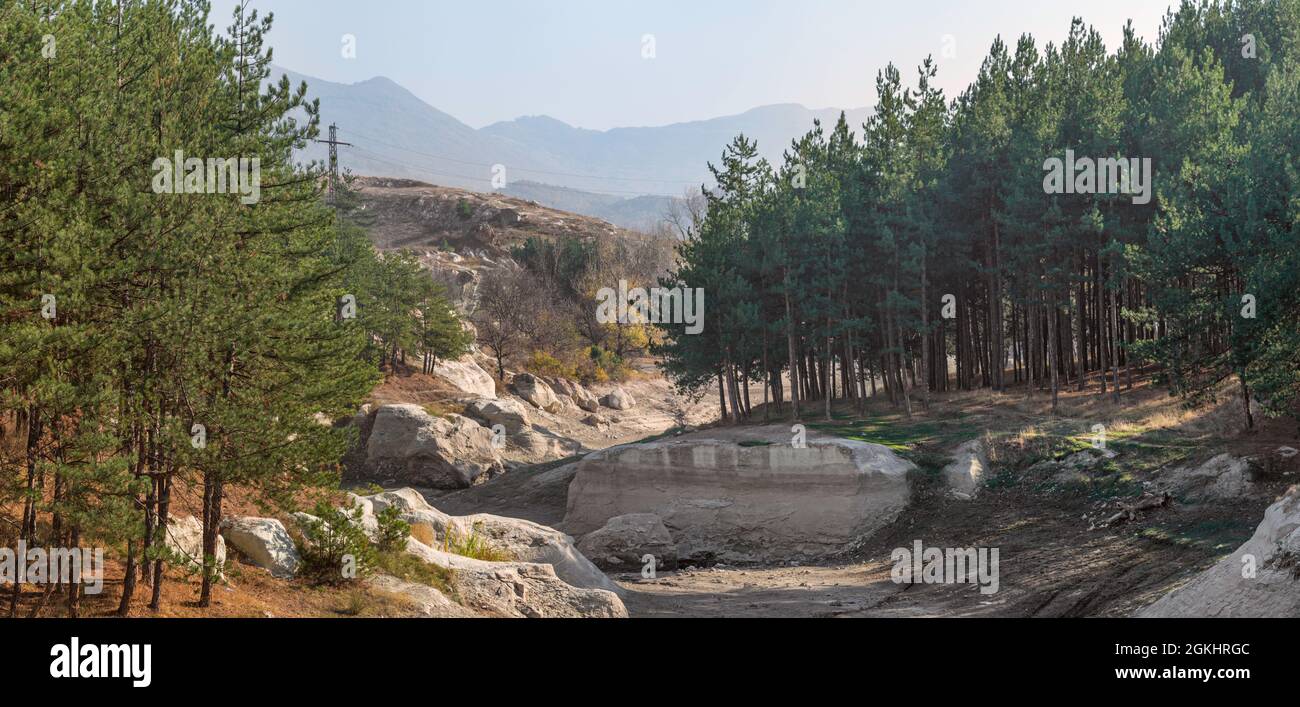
[431,370,1299,618]
[614,483,1278,618]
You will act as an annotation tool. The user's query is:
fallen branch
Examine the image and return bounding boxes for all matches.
[1089,492,1170,530]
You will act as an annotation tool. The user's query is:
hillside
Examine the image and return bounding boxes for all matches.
[349,176,644,255]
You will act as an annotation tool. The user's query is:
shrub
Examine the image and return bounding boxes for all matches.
[526,350,576,378]
[298,501,376,585]
[375,505,410,552]
[455,198,474,220]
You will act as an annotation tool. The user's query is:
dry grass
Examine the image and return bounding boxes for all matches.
[409,522,437,547]
[422,400,469,418]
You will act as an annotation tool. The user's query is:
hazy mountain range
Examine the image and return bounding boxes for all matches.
[277,66,869,231]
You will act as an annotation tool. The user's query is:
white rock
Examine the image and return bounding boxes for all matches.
[432,355,497,399]
[460,512,621,594]
[362,488,618,594]
[550,378,601,412]
[512,373,560,412]
[366,573,479,618]
[467,397,532,434]
[403,540,626,618]
[367,488,437,514]
[600,387,636,410]
[364,404,504,489]
[164,515,225,576]
[220,517,301,578]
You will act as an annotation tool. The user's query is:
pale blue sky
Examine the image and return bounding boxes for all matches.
[210,0,1175,130]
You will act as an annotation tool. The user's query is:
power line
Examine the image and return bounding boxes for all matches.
[312,121,353,202]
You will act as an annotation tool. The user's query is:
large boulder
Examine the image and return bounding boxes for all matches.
[600,387,636,411]
[466,397,532,434]
[564,426,913,563]
[578,513,678,571]
[368,489,467,548]
[220,517,301,578]
[432,355,497,399]
[511,373,560,412]
[164,515,226,576]
[1139,485,1300,617]
[573,388,602,413]
[363,404,504,489]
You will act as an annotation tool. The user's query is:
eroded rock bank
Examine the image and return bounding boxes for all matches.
[1138,484,1300,618]
[563,426,914,564]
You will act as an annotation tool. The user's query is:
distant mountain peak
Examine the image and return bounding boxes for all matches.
[280,65,868,227]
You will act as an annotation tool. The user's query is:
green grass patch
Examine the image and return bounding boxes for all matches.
[809,411,983,451]
[373,550,459,599]
[1139,518,1255,553]
[443,522,514,563]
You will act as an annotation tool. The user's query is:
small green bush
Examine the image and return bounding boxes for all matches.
[298,501,376,585]
[375,505,410,552]
[455,198,474,220]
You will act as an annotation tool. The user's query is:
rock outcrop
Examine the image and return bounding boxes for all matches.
[220,517,301,578]
[550,378,601,412]
[432,355,497,399]
[1139,485,1300,617]
[511,373,560,412]
[364,488,620,594]
[353,488,626,617]
[577,513,678,571]
[403,541,626,618]
[563,426,913,563]
[362,404,504,488]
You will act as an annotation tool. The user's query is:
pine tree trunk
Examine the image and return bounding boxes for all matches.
[785,281,801,421]
[920,248,931,408]
[1048,296,1060,414]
